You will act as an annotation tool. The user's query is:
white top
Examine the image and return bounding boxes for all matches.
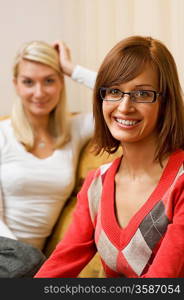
[71,65,96,89]
[0,65,97,250]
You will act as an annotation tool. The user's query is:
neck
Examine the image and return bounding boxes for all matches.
[119,138,166,179]
[26,112,50,134]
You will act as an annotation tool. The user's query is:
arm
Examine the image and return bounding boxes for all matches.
[0,127,17,240]
[71,65,97,89]
[141,176,184,278]
[0,220,17,239]
[71,113,94,149]
[0,183,17,239]
[0,139,17,240]
[53,41,97,89]
[35,171,97,278]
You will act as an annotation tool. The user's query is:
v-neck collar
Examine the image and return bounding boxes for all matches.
[101,149,184,249]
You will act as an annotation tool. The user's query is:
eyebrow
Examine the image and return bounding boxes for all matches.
[112,83,157,89]
[134,84,155,88]
[19,73,57,78]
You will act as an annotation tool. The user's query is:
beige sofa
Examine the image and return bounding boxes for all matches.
[43,141,122,277]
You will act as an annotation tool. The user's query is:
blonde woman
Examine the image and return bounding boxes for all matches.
[0,40,96,277]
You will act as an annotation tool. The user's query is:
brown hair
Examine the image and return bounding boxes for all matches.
[92,35,184,162]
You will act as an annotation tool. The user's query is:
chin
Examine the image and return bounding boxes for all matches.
[111,132,141,144]
[31,110,51,117]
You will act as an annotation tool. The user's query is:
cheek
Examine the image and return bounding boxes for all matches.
[102,103,108,125]
[102,102,113,121]
[102,102,106,116]
[53,90,62,105]
[144,105,160,130]
[18,90,31,100]
[51,84,63,99]
[151,104,159,121]
[16,84,31,99]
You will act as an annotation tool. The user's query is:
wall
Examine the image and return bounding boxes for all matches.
[0,0,184,116]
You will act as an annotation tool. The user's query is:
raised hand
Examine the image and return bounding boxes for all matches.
[53,40,75,77]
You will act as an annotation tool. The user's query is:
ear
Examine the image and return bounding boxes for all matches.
[13,77,17,86]
[13,77,19,94]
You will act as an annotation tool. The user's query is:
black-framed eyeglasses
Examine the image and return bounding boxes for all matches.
[99,87,162,103]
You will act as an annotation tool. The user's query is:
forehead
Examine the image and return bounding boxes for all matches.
[119,63,159,89]
[17,59,57,77]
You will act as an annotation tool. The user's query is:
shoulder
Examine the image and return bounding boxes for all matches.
[172,149,184,161]
[0,118,13,148]
[170,150,184,178]
[78,157,120,224]
[0,117,11,128]
[70,112,93,128]
[69,112,94,143]
[79,157,120,195]
[0,118,12,141]
[165,150,184,203]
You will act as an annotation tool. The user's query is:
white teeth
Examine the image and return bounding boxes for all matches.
[116,119,138,126]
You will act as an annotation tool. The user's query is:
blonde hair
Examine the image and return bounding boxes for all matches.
[11,40,70,150]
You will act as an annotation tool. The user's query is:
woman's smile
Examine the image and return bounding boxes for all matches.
[14,59,63,118]
[103,63,160,145]
[114,117,141,128]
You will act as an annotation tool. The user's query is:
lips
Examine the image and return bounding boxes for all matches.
[115,117,140,126]
[32,100,49,105]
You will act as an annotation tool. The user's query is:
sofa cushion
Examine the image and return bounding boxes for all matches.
[74,141,122,195]
[44,141,122,277]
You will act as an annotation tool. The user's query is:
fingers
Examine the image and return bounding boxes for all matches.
[52,40,61,52]
[52,40,74,76]
[53,41,71,60]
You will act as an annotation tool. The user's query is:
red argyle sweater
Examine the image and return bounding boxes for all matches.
[35,150,184,278]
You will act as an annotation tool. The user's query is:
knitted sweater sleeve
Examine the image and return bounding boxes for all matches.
[35,171,97,278]
[141,174,184,278]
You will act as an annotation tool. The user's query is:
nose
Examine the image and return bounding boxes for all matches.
[34,83,45,98]
[117,95,135,113]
